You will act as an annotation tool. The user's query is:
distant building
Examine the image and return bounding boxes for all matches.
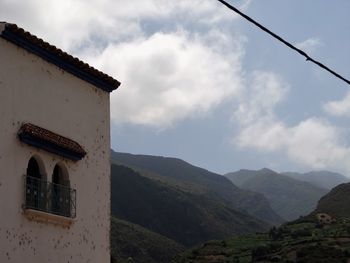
[316,213,336,225]
[0,22,120,262]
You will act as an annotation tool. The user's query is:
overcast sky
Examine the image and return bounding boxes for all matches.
[2,0,350,175]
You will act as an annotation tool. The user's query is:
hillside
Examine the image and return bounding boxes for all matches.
[176,185,350,262]
[111,151,283,226]
[175,218,350,263]
[313,183,350,218]
[111,164,268,247]
[110,217,184,263]
[283,171,349,190]
[225,168,327,221]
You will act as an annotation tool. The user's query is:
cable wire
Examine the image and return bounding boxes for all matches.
[217,0,350,86]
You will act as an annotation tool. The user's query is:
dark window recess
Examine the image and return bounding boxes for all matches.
[24,176,76,218]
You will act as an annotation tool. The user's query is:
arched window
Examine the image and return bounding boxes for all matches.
[25,157,46,211]
[27,157,41,178]
[51,164,71,217]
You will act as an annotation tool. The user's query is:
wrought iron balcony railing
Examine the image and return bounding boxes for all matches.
[24,175,76,218]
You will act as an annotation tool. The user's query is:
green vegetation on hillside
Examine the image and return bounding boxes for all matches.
[111,164,267,247]
[225,168,327,220]
[175,217,350,263]
[314,183,350,218]
[110,217,184,263]
[176,182,350,262]
[111,151,283,226]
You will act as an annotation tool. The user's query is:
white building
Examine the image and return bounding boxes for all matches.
[0,22,120,262]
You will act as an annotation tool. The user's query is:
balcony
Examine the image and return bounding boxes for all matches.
[24,175,76,219]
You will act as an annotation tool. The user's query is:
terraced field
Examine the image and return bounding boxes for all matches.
[175,216,350,263]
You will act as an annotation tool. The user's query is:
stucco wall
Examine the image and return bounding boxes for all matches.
[0,37,111,262]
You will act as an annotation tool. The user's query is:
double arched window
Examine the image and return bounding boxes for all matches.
[25,157,75,218]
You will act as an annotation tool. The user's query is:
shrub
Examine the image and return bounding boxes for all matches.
[291,229,312,239]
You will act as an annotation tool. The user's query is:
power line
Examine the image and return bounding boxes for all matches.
[217,0,350,86]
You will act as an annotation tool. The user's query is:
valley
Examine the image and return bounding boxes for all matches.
[109,151,350,262]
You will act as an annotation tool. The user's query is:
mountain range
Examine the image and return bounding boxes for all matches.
[109,150,350,262]
[111,151,282,226]
[111,163,268,247]
[225,168,328,220]
[283,170,349,190]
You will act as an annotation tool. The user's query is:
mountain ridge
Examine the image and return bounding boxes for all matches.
[111,163,269,247]
[225,168,328,220]
[283,170,349,190]
[312,182,350,218]
[111,151,283,226]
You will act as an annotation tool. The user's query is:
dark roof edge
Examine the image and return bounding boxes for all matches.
[19,134,86,161]
[0,23,120,93]
[18,123,87,161]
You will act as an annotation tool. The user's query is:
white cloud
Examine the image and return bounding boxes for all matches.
[240,0,254,11]
[233,71,350,172]
[234,71,290,152]
[3,0,350,173]
[85,30,245,127]
[0,0,235,51]
[324,91,350,117]
[295,37,322,54]
[234,71,289,126]
[0,0,143,50]
[287,119,350,170]
[235,120,289,152]
[1,0,247,128]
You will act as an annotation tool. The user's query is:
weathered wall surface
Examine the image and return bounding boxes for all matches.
[0,37,111,262]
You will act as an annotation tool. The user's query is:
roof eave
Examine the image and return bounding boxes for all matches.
[0,23,120,93]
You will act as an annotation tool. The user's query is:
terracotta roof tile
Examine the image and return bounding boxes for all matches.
[0,22,120,92]
[18,123,86,161]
